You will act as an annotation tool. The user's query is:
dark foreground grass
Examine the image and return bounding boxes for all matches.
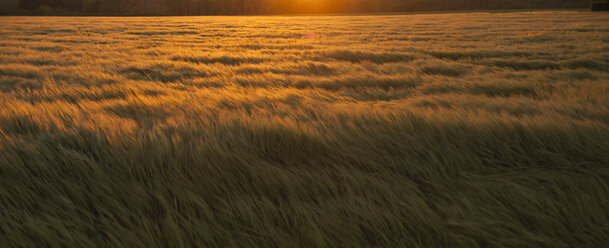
[1,12,609,247]
[2,110,609,247]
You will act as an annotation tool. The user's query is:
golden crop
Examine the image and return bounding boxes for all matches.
[1,11,608,247]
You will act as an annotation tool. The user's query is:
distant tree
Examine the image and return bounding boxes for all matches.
[81,0,99,14]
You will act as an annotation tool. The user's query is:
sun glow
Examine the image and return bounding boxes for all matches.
[277,0,347,14]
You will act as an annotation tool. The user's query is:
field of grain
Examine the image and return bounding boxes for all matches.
[1,11,609,247]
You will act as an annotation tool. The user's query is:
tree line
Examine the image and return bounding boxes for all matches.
[2,0,591,15]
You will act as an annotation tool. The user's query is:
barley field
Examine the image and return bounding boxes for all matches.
[1,11,609,247]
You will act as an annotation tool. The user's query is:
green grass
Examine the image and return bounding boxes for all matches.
[1,11,609,247]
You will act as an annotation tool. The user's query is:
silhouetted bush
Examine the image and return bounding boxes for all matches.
[591,1,609,11]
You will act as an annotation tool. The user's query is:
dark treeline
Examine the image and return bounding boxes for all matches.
[2,0,591,15]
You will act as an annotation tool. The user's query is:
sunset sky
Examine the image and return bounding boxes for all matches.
[0,0,592,15]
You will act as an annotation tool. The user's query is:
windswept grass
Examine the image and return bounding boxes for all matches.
[1,11,609,247]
